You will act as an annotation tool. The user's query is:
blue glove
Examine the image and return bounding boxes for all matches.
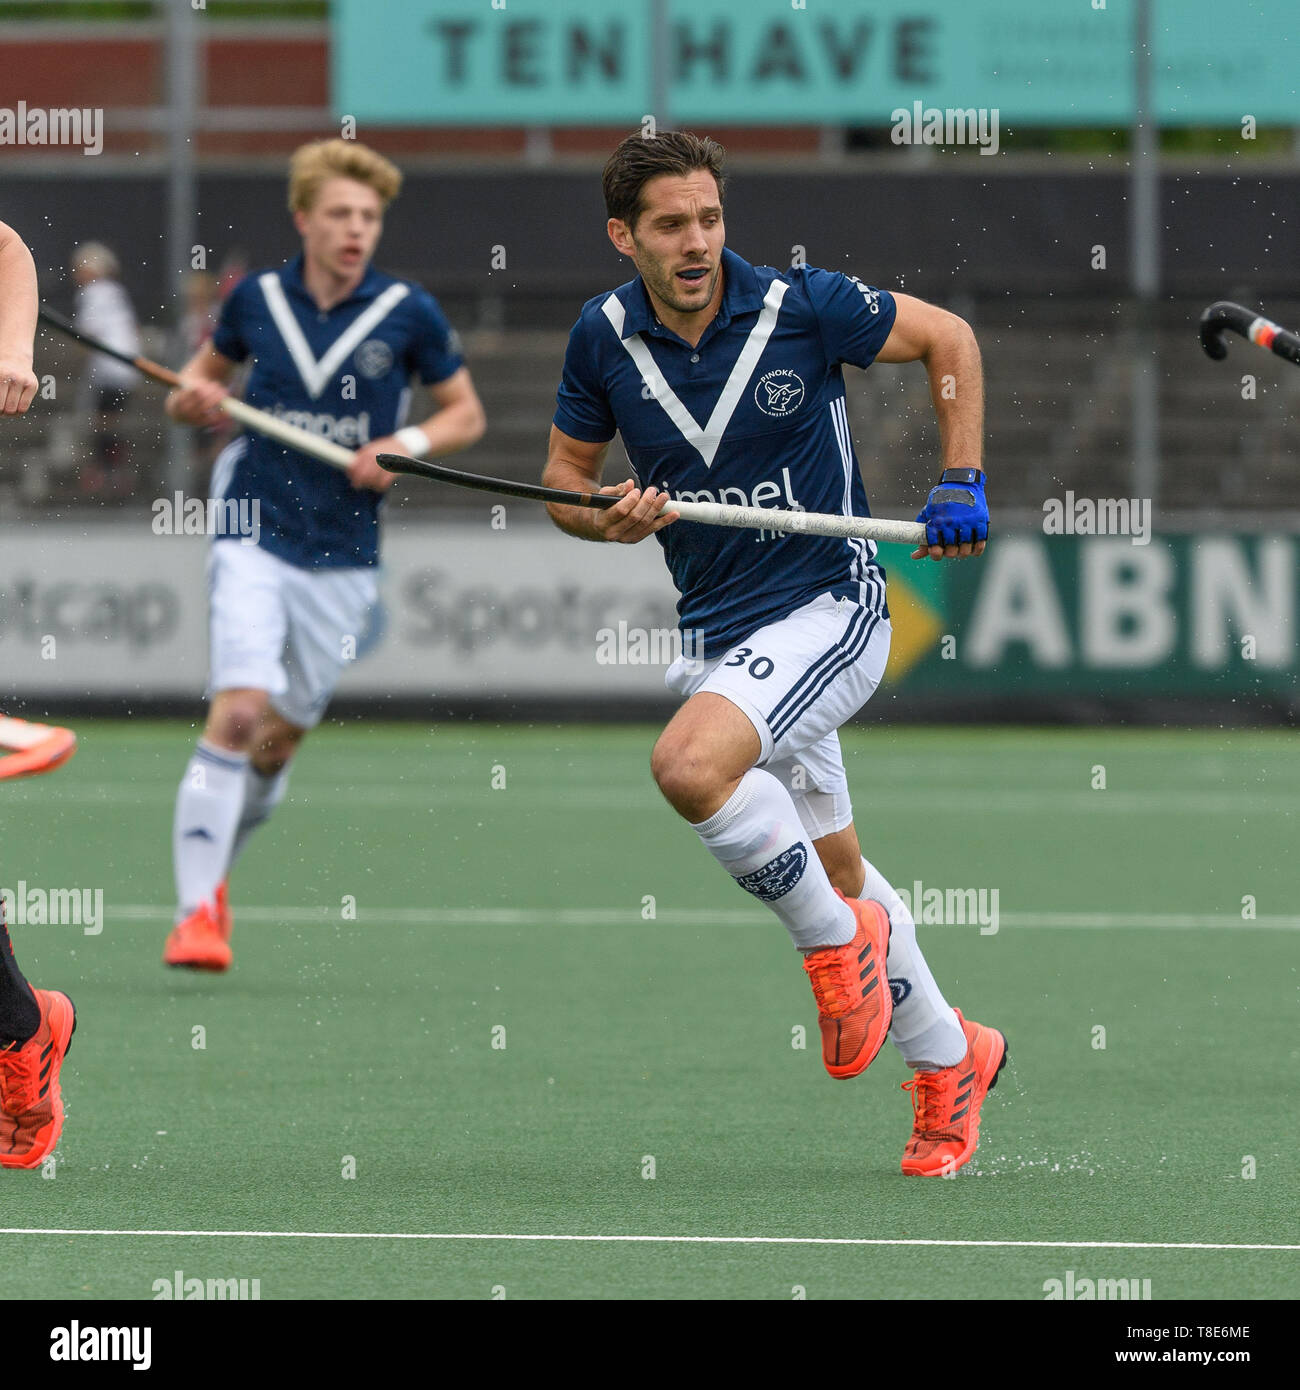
[916,468,988,549]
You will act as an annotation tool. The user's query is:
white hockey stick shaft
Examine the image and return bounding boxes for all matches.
[665,497,925,546]
[218,398,354,471]
[38,305,357,471]
[376,454,929,544]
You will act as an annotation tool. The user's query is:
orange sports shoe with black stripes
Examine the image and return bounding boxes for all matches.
[801,893,892,1079]
[0,987,77,1170]
[900,1008,1007,1176]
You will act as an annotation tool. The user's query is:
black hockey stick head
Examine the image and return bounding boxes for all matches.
[1198,300,1251,361]
[376,452,448,483]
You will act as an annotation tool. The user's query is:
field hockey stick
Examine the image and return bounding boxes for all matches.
[0,715,77,781]
[376,455,928,546]
[1199,301,1300,367]
[38,306,354,470]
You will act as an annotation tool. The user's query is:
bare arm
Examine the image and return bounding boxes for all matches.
[542,425,678,543]
[0,220,39,415]
[876,293,985,559]
[348,365,486,492]
[164,339,239,426]
[875,292,983,472]
[411,366,486,456]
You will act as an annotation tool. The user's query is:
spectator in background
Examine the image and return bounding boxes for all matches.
[71,242,139,498]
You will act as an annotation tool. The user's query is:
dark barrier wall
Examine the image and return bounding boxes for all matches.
[9,167,1299,319]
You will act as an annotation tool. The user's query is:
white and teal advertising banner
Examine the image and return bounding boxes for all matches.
[4,523,1300,705]
[333,0,1300,127]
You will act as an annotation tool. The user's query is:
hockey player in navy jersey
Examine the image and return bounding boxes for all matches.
[544,131,1005,1176]
[161,139,485,971]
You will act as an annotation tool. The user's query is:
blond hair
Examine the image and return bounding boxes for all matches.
[288,139,403,214]
[72,241,120,278]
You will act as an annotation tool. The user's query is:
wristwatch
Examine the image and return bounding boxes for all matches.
[939,467,982,486]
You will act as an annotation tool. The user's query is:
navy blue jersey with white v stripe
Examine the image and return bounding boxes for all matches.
[210,254,463,569]
[554,247,896,656]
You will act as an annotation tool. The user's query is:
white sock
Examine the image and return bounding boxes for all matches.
[692,768,855,951]
[859,855,967,1069]
[173,741,249,918]
[229,763,291,868]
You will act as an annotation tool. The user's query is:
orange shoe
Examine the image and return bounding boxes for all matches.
[802,894,892,1079]
[214,880,232,944]
[163,900,231,971]
[0,988,76,1170]
[900,1009,1008,1177]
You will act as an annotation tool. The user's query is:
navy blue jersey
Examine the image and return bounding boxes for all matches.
[554,247,896,656]
[211,254,463,569]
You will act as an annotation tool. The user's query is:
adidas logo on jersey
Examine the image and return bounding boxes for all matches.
[270,405,372,447]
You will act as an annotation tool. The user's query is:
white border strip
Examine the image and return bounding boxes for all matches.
[0,1228,1295,1251]
[102,905,1300,930]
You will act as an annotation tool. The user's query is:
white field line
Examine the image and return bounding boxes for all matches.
[0,1228,1295,1252]
[105,905,1300,930]
[12,784,1300,815]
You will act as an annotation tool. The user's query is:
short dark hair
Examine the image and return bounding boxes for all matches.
[602,130,726,230]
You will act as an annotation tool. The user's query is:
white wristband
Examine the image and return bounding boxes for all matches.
[395,426,429,459]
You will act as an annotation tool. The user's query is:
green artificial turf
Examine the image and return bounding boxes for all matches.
[1,721,1296,1299]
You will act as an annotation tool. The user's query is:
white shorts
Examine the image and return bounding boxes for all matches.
[206,540,379,730]
[664,592,891,840]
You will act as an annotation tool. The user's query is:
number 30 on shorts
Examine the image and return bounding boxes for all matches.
[724,648,775,679]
